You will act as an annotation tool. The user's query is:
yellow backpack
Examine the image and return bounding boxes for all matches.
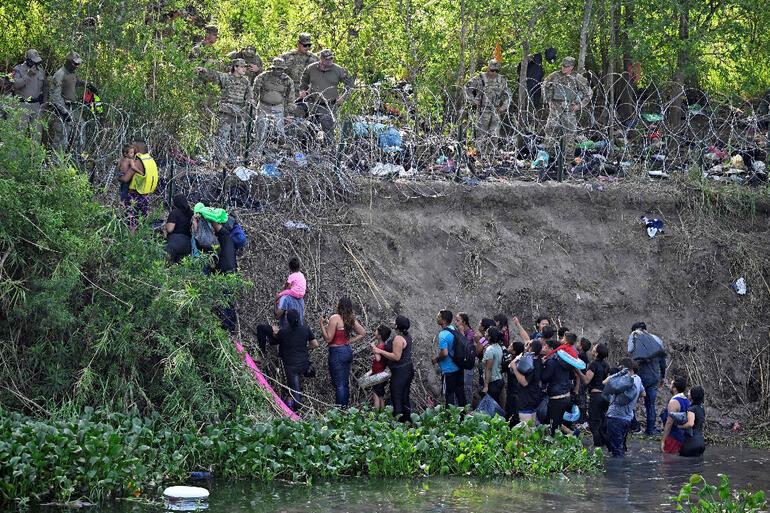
[129,153,159,195]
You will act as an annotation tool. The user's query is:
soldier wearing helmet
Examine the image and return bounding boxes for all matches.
[196,57,254,166]
[277,33,319,117]
[464,58,511,157]
[251,57,296,153]
[11,49,47,141]
[227,45,263,85]
[47,51,88,151]
[542,56,592,167]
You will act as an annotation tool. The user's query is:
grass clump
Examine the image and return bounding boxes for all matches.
[673,474,766,513]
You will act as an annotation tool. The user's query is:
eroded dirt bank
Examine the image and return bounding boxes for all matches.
[237,179,770,438]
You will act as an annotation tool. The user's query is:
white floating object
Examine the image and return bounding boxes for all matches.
[163,486,210,500]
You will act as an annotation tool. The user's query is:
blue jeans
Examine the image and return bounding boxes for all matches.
[644,385,658,434]
[606,416,631,457]
[328,345,353,407]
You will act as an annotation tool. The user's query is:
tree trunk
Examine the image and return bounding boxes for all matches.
[457,0,467,85]
[577,0,594,72]
[616,0,635,123]
[666,0,690,131]
[607,0,617,141]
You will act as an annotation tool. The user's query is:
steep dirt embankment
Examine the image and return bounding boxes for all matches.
[238,179,770,436]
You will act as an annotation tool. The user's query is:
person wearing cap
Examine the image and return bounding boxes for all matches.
[189,25,219,62]
[277,33,318,117]
[464,59,511,157]
[542,56,592,167]
[299,49,354,139]
[11,49,47,141]
[251,57,295,153]
[197,58,254,166]
[227,45,263,85]
[47,51,87,151]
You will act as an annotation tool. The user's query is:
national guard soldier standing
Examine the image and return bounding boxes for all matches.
[464,59,511,157]
[299,49,354,140]
[47,51,85,151]
[197,58,254,166]
[12,49,47,141]
[252,57,295,152]
[227,46,263,85]
[542,56,592,166]
[278,33,318,116]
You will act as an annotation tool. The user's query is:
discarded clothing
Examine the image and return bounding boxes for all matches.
[732,277,747,295]
[641,216,664,238]
[284,220,311,231]
[193,203,229,224]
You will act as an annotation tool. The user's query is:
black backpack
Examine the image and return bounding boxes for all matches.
[445,327,476,370]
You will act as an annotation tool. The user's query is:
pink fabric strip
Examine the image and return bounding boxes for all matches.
[234,340,300,421]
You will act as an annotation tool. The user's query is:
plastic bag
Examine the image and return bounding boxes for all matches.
[475,394,505,417]
[193,215,218,250]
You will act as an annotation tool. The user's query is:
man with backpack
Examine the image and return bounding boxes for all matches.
[627,321,667,435]
[604,358,644,457]
[432,309,471,407]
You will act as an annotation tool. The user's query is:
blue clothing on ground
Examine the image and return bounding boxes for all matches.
[607,374,644,421]
[278,295,305,329]
[438,326,460,374]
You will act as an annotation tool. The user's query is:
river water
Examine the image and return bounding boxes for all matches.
[45,441,770,513]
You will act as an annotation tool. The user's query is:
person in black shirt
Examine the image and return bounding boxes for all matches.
[680,385,706,457]
[164,194,193,262]
[505,341,525,424]
[541,344,574,436]
[510,340,544,424]
[579,342,609,447]
[272,309,318,411]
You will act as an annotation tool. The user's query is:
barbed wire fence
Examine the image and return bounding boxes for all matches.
[30,71,770,415]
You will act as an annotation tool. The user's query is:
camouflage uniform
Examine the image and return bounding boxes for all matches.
[542,57,592,164]
[464,60,511,156]
[278,33,318,116]
[252,58,295,152]
[12,49,47,141]
[300,49,354,139]
[227,47,263,85]
[200,59,254,164]
[47,52,84,151]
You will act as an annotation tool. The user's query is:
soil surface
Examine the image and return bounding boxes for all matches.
[237,178,770,438]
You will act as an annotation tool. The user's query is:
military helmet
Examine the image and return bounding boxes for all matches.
[241,46,256,57]
[25,49,43,64]
[319,49,334,60]
[231,58,247,67]
[488,59,501,71]
[271,57,287,69]
[298,33,312,45]
[561,56,576,68]
[66,51,83,65]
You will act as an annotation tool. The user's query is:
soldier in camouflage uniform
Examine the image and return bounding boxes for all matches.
[278,33,318,117]
[542,56,592,165]
[464,59,511,157]
[11,49,47,141]
[47,51,85,151]
[227,46,263,85]
[189,25,219,64]
[252,57,295,152]
[197,58,254,165]
[300,49,354,140]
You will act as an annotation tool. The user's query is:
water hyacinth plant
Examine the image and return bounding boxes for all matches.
[0,406,602,505]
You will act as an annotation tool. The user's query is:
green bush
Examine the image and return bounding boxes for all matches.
[673,474,767,513]
[0,107,260,424]
[0,407,603,505]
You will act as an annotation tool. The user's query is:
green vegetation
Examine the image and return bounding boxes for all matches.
[0,406,603,505]
[673,474,767,513]
[0,109,262,425]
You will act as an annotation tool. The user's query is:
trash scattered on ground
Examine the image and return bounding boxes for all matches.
[531,149,549,169]
[371,162,405,177]
[294,153,307,167]
[284,220,311,231]
[731,277,747,295]
[234,166,259,181]
[641,216,664,238]
[260,162,281,178]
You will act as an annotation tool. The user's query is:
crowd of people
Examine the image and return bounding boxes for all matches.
[252,259,706,459]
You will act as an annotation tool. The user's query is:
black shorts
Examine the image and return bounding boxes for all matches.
[372,383,386,398]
